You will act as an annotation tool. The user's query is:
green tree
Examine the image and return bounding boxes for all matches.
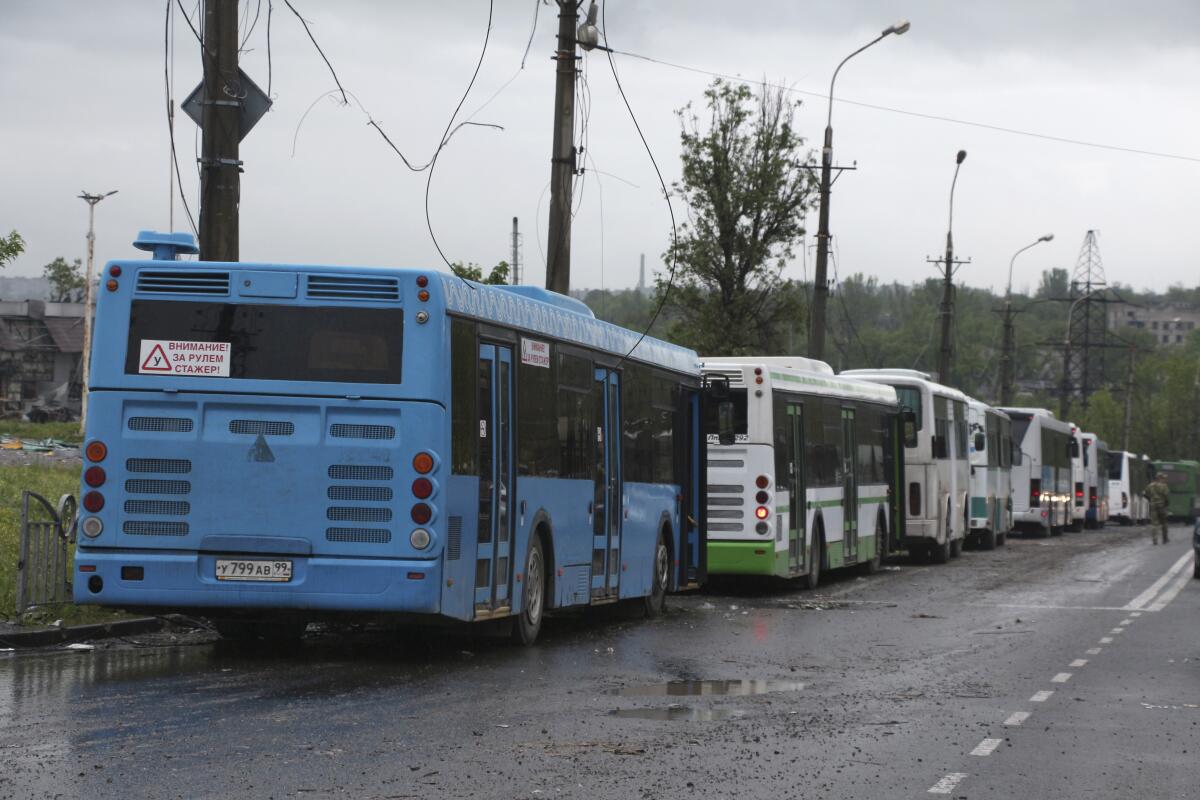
[450,260,510,285]
[659,79,817,355]
[43,257,85,302]
[0,230,25,269]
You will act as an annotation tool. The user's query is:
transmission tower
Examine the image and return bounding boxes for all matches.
[1059,230,1115,419]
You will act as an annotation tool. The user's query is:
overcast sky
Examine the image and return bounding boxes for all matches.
[2,1,1198,296]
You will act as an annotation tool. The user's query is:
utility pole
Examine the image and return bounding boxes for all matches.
[934,150,968,385]
[544,1,582,295]
[198,0,240,262]
[998,303,1016,405]
[1122,346,1135,451]
[510,217,521,285]
[78,190,118,431]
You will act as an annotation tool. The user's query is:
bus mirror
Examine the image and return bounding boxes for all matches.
[717,401,736,446]
[974,432,985,452]
[901,409,917,447]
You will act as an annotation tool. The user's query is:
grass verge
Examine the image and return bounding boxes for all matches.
[0,421,83,445]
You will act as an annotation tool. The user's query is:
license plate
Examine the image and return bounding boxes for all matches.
[215,559,293,582]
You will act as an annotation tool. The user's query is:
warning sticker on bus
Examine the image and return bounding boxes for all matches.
[521,338,550,369]
[138,339,231,377]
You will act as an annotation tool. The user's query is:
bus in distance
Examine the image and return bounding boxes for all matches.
[966,398,1012,550]
[842,370,969,564]
[1107,450,1146,525]
[1154,460,1199,522]
[700,358,902,587]
[998,407,1072,537]
[1080,433,1110,529]
[73,231,705,644]
[1067,425,1087,531]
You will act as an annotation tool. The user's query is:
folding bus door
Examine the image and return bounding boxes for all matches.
[591,368,622,600]
[841,407,858,562]
[474,343,514,616]
[787,403,806,573]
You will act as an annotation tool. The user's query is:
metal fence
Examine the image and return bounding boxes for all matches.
[15,491,76,617]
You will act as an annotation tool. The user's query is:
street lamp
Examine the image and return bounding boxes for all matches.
[808,19,911,361]
[935,149,968,384]
[78,189,118,431]
[997,233,1054,405]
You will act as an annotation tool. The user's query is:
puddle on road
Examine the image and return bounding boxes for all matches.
[612,679,806,697]
[609,705,746,721]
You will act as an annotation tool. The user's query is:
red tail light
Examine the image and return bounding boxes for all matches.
[755,475,769,489]
[754,506,770,520]
[909,482,921,516]
[413,452,434,474]
[84,466,106,487]
[412,478,433,499]
[755,490,769,504]
[1030,479,1041,507]
[85,441,107,462]
[83,491,105,512]
[411,503,432,524]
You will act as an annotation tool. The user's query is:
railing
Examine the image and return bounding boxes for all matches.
[15,491,76,617]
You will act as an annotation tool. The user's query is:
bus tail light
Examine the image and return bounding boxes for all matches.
[413,452,434,474]
[755,490,769,504]
[755,506,769,520]
[909,482,921,516]
[1121,491,1128,509]
[83,491,105,513]
[755,475,769,489]
[1089,489,1097,506]
[81,517,103,538]
[84,466,106,487]
[411,503,432,524]
[412,478,433,499]
[1074,482,1084,506]
[85,441,107,462]
[410,528,431,550]
[1030,479,1041,507]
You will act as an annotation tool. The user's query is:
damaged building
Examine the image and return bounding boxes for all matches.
[0,300,83,418]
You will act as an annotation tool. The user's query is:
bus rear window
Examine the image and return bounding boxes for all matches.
[125,300,402,384]
[1106,451,1123,480]
[703,388,748,437]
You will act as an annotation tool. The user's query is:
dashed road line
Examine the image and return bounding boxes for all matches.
[970,737,1003,756]
[1070,658,1088,667]
[928,773,969,795]
[1124,551,1193,610]
[1119,619,1133,626]
[1086,647,1102,654]
[1099,637,1113,644]
[1130,611,1142,617]
[1109,628,1124,635]
[1030,690,1054,702]
[1004,711,1030,726]
[1051,672,1072,683]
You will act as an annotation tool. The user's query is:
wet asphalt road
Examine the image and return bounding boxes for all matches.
[1,524,1197,800]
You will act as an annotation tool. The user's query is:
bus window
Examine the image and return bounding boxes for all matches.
[894,386,922,431]
[703,388,748,439]
[933,396,950,460]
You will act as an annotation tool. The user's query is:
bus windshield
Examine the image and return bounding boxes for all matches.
[125,300,403,384]
[1106,450,1124,479]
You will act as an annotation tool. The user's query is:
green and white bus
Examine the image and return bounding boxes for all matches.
[1155,460,1200,521]
[966,398,1013,549]
[700,358,903,587]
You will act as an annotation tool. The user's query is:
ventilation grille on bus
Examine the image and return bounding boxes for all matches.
[136,270,230,295]
[328,465,393,481]
[305,275,401,301]
[326,527,392,544]
[125,479,191,495]
[325,463,394,545]
[330,423,395,440]
[129,416,193,433]
[447,516,462,560]
[229,420,295,436]
[327,507,393,523]
[706,481,745,533]
[126,458,192,474]
[705,368,747,388]
[327,486,393,502]
[123,521,189,536]
[124,499,190,516]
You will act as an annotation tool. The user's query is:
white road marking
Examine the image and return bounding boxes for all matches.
[972,602,1136,612]
[1004,711,1030,726]
[1099,637,1113,644]
[1119,619,1133,626]
[1051,672,1072,683]
[1070,659,1088,667]
[1124,551,1193,610]
[928,773,969,795]
[1030,690,1054,702]
[1086,648,1102,655]
[970,738,1003,756]
[1109,628,1124,635]
[1147,566,1193,612]
[1130,611,1142,617]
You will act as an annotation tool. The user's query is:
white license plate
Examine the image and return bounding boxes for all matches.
[215,559,293,582]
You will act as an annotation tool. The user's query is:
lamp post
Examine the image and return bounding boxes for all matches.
[935,149,967,384]
[997,233,1054,405]
[78,189,118,431]
[808,19,910,361]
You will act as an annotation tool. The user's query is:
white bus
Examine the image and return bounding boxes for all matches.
[998,407,1072,536]
[1080,433,1109,529]
[701,358,902,587]
[842,369,969,564]
[1068,425,1087,531]
[966,398,1013,549]
[1107,450,1143,524]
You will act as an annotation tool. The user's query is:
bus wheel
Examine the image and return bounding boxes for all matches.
[860,518,884,575]
[931,537,951,564]
[996,530,1007,546]
[642,531,670,618]
[511,536,546,646]
[950,537,963,559]
[980,526,997,551]
[802,529,823,590]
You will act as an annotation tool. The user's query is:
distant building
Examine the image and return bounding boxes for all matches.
[0,300,84,416]
[1108,301,1200,346]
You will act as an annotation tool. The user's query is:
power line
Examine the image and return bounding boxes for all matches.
[611,48,1200,165]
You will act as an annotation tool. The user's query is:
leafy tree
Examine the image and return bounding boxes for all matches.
[43,257,85,302]
[658,79,817,355]
[450,260,510,285]
[0,230,25,269]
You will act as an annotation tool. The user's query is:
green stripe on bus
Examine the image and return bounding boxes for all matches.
[857,495,888,504]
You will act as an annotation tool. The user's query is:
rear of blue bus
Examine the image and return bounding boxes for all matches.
[74,248,454,621]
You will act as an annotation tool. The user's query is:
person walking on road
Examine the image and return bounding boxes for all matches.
[1147,472,1171,545]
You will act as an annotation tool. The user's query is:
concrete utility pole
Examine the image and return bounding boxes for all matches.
[198,0,240,262]
[511,217,521,285]
[934,150,968,385]
[78,190,118,431]
[808,20,910,362]
[544,1,583,295]
[996,234,1053,405]
[1121,346,1135,451]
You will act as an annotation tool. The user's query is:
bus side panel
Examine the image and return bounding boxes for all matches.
[440,475,479,621]
[886,413,906,552]
[515,476,593,609]
[620,482,678,600]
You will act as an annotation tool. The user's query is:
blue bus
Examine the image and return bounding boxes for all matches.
[74,231,706,644]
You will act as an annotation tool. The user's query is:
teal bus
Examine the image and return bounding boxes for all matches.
[1155,460,1200,522]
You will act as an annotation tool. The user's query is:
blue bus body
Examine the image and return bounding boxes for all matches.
[74,234,705,637]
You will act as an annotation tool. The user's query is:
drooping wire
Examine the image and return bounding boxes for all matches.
[265,0,273,98]
[462,0,542,125]
[164,0,198,236]
[601,2,679,368]
[281,0,347,103]
[239,0,262,50]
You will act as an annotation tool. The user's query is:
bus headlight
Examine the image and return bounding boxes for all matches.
[410,528,431,550]
[81,517,104,538]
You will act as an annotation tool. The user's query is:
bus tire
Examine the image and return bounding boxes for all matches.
[802,528,824,590]
[511,536,546,646]
[980,526,997,551]
[860,516,884,575]
[950,536,963,559]
[996,530,1007,547]
[641,530,670,618]
[931,537,951,564]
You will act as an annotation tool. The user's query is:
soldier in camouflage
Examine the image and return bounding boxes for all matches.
[1147,472,1171,545]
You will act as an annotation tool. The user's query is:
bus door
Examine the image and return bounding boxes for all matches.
[842,407,858,561]
[787,403,806,573]
[474,343,514,616]
[592,368,622,600]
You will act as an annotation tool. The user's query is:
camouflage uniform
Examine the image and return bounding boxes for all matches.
[1147,474,1170,545]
